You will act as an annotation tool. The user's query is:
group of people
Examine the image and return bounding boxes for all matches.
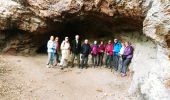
[46,35,133,77]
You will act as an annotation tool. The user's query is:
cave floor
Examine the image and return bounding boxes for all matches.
[0,55,136,100]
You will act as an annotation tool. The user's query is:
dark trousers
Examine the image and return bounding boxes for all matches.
[92,55,98,67]
[98,53,104,66]
[55,52,60,63]
[113,55,119,71]
[81,54,88,68]
[71,53,80,67]
[122,58,131,74]
[105,54,112,68]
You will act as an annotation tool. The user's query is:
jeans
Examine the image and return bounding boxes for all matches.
[105,54,112,68]
[98,53,104,66]
[55,52,60,64]
[92,55,98,67]
[71,53,80,67]
[113,55,119,71]
[122,58,131,74]
[118,56,123,73]
[47,52,55,65]
[81,54,88,68]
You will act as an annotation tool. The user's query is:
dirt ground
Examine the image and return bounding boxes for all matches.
[0,55,135,100]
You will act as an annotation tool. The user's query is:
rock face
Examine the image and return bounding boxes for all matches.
[0,0,170,99]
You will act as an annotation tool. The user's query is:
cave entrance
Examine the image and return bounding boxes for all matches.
[36,14,143,54]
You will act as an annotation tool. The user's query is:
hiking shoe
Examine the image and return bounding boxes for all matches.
[60,67,64,70]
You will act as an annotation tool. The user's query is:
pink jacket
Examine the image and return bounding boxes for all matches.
[105,43,113,56]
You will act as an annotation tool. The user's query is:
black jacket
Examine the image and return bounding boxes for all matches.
[81,43,91,56]
[71,39,81,54]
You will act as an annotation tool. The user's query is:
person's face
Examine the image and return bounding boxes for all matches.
[101,41,103,45]
[85,40,88,44]
[108,40,111,44]
[75,35,79,40]
[114,39,118,43]
[125,42,128,47]
[55,37,59,41]
[122,43,125,46]
[65,38,69,42]
[50,36,54,41]
[94,41,97,44]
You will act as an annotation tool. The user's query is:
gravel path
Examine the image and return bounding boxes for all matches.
[0,55,135,100]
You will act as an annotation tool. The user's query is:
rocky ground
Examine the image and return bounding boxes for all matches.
[0,54,136,100]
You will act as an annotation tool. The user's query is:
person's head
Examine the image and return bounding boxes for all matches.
[100,41,103,45]
[50,36,54,41]
[94,41,97,44]
[65,37,69,42]
[55,37,59,41]
[84,39,88,44]
[108,40,111,44]
[114,39,118,43]
[121,41,125,47]
[125,41,131,47]
[75,35,79,40]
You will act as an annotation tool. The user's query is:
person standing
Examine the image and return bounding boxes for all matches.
[60,37,71,69]
[91,41,98,68]
[105,40,113,68]
[98,41,105,67]
[121,42,133,77]
[118,42,126,73]
[71,35,81,68]
[46,36,55,68]
[54,37,60,66]
[113,39,122,71]
[80,39,91,69]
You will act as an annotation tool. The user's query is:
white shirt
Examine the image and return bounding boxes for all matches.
[119,46,125,55]
[47,40,54,52]
[60,41,70,50]
[76,39,78,44]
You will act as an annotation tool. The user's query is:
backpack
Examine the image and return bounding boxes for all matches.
[92,45,98,55]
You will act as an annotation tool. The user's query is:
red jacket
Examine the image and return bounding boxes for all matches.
[98,44,105,53]
[105,43,113,56]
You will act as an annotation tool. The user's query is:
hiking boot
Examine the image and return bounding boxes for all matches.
[60,67,64,70]
[71,64,74,68]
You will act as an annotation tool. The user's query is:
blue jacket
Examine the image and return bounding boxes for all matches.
[113,41,122,56]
